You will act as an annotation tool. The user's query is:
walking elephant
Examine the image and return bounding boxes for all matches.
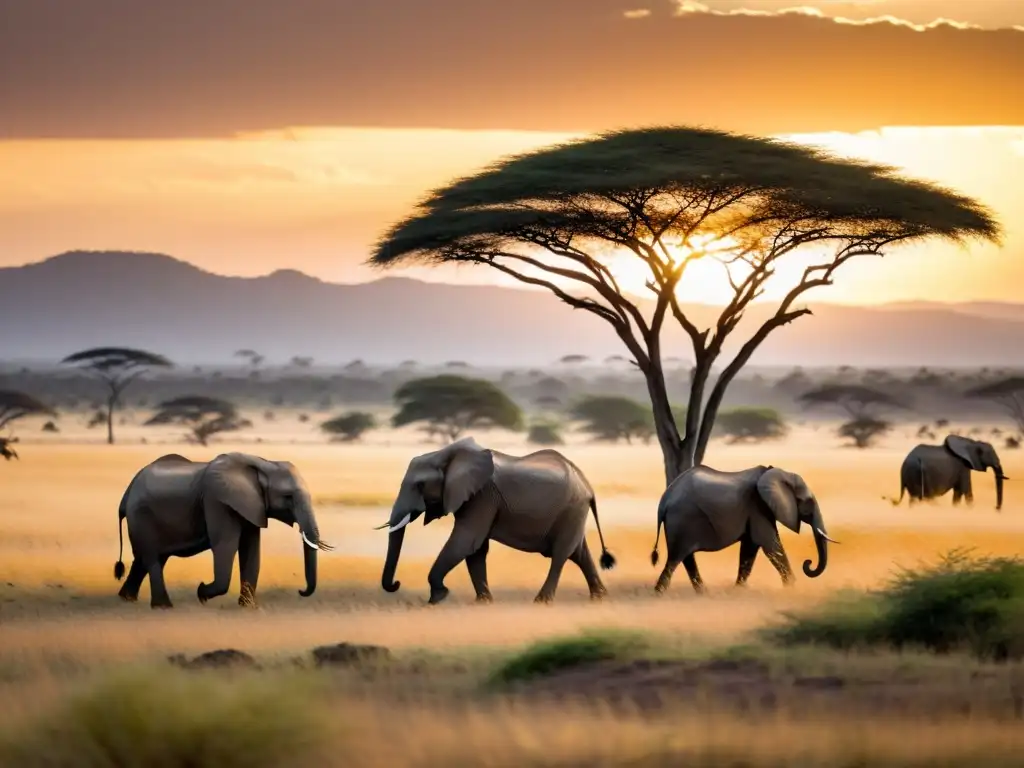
[650,464,836,594]
[887,435,1008,510]
[114,452,332,609]
[376,437,615,605]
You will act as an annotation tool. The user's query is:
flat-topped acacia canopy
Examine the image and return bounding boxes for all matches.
[370,125,1002,483]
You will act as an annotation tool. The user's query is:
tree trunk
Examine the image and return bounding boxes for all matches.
[106,395,116,445]
[643,362,688,487]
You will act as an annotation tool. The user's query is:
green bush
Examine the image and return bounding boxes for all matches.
[0,666,326,768]
[766,550,1024,660]
[527,422,564,445]
[490,630,650,685]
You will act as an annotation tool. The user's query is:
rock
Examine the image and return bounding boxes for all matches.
[311,642,392,667]
[169,649,260,670]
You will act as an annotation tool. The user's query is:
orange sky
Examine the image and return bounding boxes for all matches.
[1,0,1022,305]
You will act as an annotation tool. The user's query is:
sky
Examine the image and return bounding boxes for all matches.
[1,0,1023,305]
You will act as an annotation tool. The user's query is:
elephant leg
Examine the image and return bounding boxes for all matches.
[761,538,794,586]
[534,554,570,604]
[569,538,607,600]
[735,536,760,586]
[118,559,147,602]
[197,501,241,604]
[427,525,480,605]
[237,526,261,608]
[682,553,706,594]
[961,474,974,506]
[147,559,173,609]
[952,488,963,506]
[654,559,678,594]
[464,540,493,603]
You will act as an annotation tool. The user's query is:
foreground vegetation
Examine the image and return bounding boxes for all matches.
[5,553,1024,767]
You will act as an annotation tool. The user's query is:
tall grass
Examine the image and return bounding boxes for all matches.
[767,549,1024,660]
[0,666,326,768]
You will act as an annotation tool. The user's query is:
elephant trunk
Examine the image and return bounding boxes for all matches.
[802,501,829,578]
[299,540,318,597]
[995,468,1004,512]
[294,493,329,597]
[381,527,405,593]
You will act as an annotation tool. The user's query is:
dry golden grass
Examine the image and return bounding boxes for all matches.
[3,429,1024,764]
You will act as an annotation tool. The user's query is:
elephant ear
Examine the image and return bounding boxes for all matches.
[944,435,986,472]
[206,453,269,528]
[756,467,801,534]
[442,438,495,515]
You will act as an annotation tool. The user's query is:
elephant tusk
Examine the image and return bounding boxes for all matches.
[815,527,840,544]
[300,531,318,549]
[388,513,412,534]
[372,521,391,530]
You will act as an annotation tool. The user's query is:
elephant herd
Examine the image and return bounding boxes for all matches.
[112,433,1009,610]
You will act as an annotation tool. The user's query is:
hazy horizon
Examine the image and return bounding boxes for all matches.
[2,0,1023,306]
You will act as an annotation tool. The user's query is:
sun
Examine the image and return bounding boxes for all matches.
[605,234,833,307]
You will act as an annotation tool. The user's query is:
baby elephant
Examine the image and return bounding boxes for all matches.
[650,464,836,594]
[115,452,331,609]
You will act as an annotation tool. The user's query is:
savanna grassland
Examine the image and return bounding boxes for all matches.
[3,407,1024,767]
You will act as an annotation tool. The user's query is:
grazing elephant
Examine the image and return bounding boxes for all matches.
[887,434,1008,510]
[114,452,332,608]
[377,436,615,605]
[650,464,835,594]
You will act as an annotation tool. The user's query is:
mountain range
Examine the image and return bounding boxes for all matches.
[2,251,1024,368]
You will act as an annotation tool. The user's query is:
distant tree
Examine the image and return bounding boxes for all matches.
[445,360,470,369]
[290,355,314,369]
[344,359,367,373]
[235,349,265,372]
[936,418,950,428]
[568,395,655,445]
[391,375,523,443]
[799,384,903,449]
[61,347,172,444]
[0,390,56,461]
[527,421,564,446]
[964,377,1024,434]
[399,360,418,369]
[41,420,59,433]
[321,411,377,443]
[144,396,251,446]
[1005,436,1021,450]
[559,354,589,365]
[714,407,787,444]
[369,125,999,485]
[838,416,892,449]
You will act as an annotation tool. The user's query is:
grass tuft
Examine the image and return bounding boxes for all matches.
[0,665,326,768]
[767,549,1024,660]
[489,629,652,686]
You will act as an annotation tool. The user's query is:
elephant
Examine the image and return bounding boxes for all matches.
[376,436,616,605]
[649,464,836,594]
[114,452,332,608]
[887,434,1008,510]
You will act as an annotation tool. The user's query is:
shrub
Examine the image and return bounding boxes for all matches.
[490,630,650,685]
[0,666,325,768]
[527,422,563,445]
[714,407,787,443]
[766,550,1024,661]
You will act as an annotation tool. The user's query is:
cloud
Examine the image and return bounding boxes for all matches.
[671,0,981,31]
[623,8,652,18]
[1,0,1022,138]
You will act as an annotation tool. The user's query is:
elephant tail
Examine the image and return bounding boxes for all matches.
[114,482,130,581]
[589,497,616,570]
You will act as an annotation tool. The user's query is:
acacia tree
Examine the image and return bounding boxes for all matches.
[392,374,523,443]
[144,395,251,446]
[798,384,904,449]
[61,347,173,444]
[964,377,1024,435]
[0,390,56,461]
[370,126,1000,485]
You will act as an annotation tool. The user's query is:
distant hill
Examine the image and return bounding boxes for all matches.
[3,250,1024,367]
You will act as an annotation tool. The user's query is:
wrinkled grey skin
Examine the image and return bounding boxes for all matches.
[379,437,616,605]
[114,452,331,609]
[888,435,1008,511]
[650,464,835,594]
